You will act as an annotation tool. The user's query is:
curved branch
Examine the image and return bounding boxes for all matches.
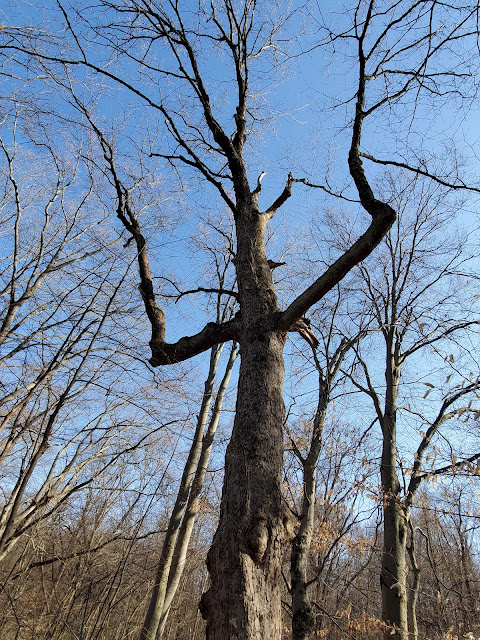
[278,2,396,330]
[278,214,395,331]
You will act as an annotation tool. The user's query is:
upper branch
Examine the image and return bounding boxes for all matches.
[360,153,480,194]
[277,1,396,331]
[262,172,296,218]
[83,111,239,365]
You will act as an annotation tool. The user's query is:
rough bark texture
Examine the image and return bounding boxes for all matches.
[187,174,289,638]
[200,329,288,639]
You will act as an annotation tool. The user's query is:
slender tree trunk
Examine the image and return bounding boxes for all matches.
[381,493,408,640]
[141,347,222,640]
[156,343,238,638]
[407,523,420,640]
[380,333,408,640]
[290,361,332,640]
[290,458,316,640]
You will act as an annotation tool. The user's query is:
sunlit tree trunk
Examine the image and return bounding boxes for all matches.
[291,456,316,640]
[200,198,291,639]
[141,346,223,640]
[156,343,239,638]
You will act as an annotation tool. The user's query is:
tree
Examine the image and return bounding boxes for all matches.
[0,119,123,561]
[141,239,239,640]
[284,299,371,640]
[0,116,187,572]
[0,464,169,640]
[411,488,480,639]
[344,175,480,639]
[2,2,480,637]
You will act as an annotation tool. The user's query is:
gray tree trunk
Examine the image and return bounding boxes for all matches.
[380,330,408,640]
[200,198,289,638]
[141,346,223,640]
[156,343,239,638]
[290,458,316,640]
[289,340,354,640]
[201,330,288,639]
[381,493,409,640]
[407,523,420,640]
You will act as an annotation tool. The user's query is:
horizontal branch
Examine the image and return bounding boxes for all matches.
[10,528,163,579]
[166,287,238,303]
[149,316,241,365]
[291,178,360,203]
[417,450,480,483]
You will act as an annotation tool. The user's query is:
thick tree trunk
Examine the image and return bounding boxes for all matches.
[199,185,292,638]
[200,328,289,640]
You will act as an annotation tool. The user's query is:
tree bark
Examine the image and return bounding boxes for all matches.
[381,493,408,640]
[380,331,408,640]
[290,457,316,640]
[200,325,289,639]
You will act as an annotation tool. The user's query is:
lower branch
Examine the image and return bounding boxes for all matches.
[149,316,240,365]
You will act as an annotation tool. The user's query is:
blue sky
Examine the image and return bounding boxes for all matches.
[2,0,480,496]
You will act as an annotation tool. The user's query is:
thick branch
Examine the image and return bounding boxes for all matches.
[149,316,240,366]
[278,3,395,330]
[278,213,395,330]
[263,172,296,218]
[80,112,240,367]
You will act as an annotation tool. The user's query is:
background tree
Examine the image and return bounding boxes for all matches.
[0,114,195,635]
[283,295,372,640]
[343,174,480,639]
[411,487,480,639]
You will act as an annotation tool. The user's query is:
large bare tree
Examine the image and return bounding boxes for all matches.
[2,1,480,637]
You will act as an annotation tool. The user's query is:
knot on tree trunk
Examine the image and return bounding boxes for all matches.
[245,515,269,563]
